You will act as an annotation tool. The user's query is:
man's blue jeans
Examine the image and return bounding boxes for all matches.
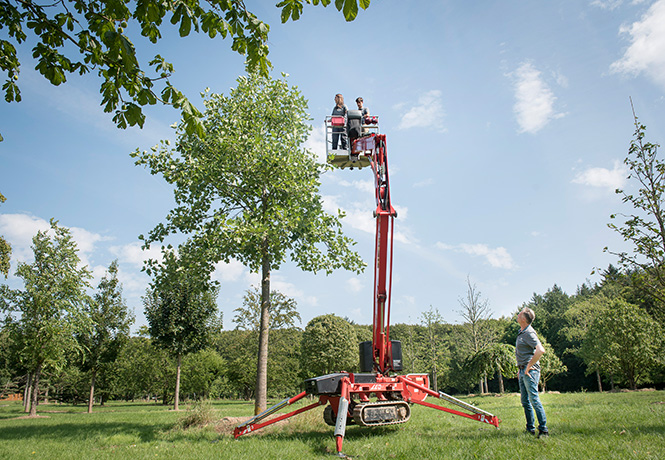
[518,367,548,433]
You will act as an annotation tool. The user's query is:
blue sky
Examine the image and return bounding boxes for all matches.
[2,0,665,331]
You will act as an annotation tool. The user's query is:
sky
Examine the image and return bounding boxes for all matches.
[2,0,665,332]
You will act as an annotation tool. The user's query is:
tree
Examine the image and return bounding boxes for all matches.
[233,287,301,331]
[606,106,665,319]
[300,314,357,378]
[0,192,10,277]
[562,294,610,391]
[80,260,134,413]
[180,348,226,400]
[144,245,220,410]
[579,298,662,390]
[538,337,566,392]
[0,0,370,136]
[132,72,365,414]
[465,342,516,394]
[419,307,447,392]
[1,220,91,416]
[113,333,173,402]
[457,277,495,393]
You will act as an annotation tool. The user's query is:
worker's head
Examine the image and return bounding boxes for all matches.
[356,97,364,108]
[335,94,344,105]
[517,307,535,327]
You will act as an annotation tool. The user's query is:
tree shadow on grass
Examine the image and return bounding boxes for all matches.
[251,423,403,457]
[0,421,170,443]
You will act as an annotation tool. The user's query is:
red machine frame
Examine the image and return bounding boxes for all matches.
[234,117,499,456]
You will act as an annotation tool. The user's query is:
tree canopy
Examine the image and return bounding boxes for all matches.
[2,220,91,415]
[133,71,364,413]
[0,0,370,136]
[607,108,665,318]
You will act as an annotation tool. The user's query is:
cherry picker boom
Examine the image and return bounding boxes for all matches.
[234,110,499,456]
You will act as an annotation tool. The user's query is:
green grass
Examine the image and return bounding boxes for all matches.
[0,391,664,459]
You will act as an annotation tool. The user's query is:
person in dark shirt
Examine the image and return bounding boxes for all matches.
[515,307,549,438]
[332,94,348,150]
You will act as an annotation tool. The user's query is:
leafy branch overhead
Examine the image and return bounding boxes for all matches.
[0,0,370,136]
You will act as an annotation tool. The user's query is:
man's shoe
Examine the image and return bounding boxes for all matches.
[537,430,549,438]
[525,430,536,436]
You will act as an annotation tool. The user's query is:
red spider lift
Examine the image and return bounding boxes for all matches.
[234,110,499,456]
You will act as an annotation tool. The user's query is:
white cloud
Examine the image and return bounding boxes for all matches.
[591,0,625,9]
[511,61,564,134]
[436,242,516,269]
[591,0,647,10]
[347,277,364,293]
[109,241,163,267]
[271,277,319,308]
[0,214,50,262]
[610,0,665,90]
[323,194,415,245]
[572,160,628,191]
[0,213,109,268]
[413,178,434,188]
[305,122,327,163]
[397,90,446,132]
[212,259,246,283]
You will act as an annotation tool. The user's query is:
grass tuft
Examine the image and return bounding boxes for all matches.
[174,399,218,430]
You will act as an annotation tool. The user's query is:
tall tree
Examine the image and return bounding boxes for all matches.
[81,260,134,413]
[607,106,665,320]
[2,220,91,416]
[0,192,10,277]
[0,0,369,136]
[457,276,494,393]
[419,307,447,392]
[133,72,365,414]
[144,244,220,410]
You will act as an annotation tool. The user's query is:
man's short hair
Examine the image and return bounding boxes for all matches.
[356,97,363,103]
[521,307,535,325]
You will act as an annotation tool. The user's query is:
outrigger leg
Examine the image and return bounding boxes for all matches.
[334,395,350,457]
[233,391,325,438]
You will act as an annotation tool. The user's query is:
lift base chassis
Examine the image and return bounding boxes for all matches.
[234,372,499,455]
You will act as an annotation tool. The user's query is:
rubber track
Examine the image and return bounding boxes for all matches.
[352,401,411,427]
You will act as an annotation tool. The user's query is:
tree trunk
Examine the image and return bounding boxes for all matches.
[29,364,41,417]
[432,365,438,393]
[174,353,182,411]
[23,373,32,413]
[596,369,603,392]
[497,370,505,394]
[88,369,96,414]
[254,243,271,415]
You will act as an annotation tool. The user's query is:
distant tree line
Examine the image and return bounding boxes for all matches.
[2,226,663,412]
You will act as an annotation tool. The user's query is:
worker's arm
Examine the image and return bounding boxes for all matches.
[525,343,545,375]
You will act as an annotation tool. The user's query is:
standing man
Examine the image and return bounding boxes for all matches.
[515,307,549,438]
[332,94,348,150]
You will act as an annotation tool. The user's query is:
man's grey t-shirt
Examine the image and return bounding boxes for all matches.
[516,325,542,369]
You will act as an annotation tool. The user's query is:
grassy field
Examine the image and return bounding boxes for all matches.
[0,390,663,459]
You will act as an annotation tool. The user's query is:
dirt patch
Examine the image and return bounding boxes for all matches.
[214,416,293,436]
[15,415,50,419]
